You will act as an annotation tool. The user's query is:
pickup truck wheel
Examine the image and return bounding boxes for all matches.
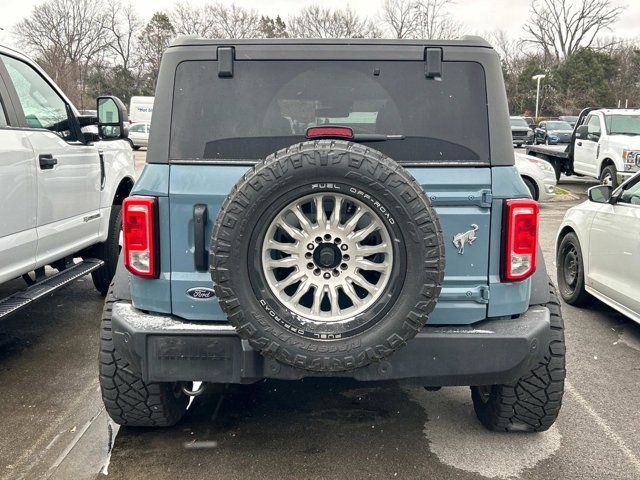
[91,205,122,296]
[99,288,189,427]
[470,282,565,432]
[210,140,445,373]
[556,232,591,306]
[552,161,562,183]
[599,165,618,189]
[522,177,538,200]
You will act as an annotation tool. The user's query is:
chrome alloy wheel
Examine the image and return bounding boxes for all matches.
[261,192,394,322]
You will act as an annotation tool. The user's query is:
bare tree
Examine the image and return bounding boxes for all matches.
[288,5,380,39]
[206,3,262,38]
[14,0,110,105]
[380,0,463,39]
[171,2,218,37]
[525,0,624,62]
[107,1,142,71]
[487,30,528,72]
[380,0,421,39]
[171,2,262,39]
[414,0,463,39]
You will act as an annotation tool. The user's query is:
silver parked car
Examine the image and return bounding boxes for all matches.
[128,122,150,149]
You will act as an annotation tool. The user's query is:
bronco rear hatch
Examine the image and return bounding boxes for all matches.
[134,41,525,326]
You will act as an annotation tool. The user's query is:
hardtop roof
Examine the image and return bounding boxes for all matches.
[169,36,492,49]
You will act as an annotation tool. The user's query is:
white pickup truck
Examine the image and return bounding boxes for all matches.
[0,45,135,320]
[525,108,640,188]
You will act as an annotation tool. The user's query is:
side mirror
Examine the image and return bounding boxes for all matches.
[575,125,588,140]
[97,96,129,140]
[588,185,613,203]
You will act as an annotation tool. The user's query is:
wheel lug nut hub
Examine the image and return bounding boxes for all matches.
[307,243,314,250]
[323,272,331,279]
[340,244,348,251]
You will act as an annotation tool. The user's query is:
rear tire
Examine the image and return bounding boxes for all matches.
[99,288,189,427]
[471,282,565,432]
[91,205,122,296]
[556,232,591,306]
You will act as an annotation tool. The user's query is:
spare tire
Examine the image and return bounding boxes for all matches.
[210,140,445,372]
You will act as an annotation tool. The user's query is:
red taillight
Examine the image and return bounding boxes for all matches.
[502,199,539,282]
[123,196,158,278]
[305,126,354,139]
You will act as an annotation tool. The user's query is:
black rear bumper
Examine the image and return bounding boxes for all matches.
[111,302,551,386]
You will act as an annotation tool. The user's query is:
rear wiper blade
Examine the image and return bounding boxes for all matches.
[353,134,406,142]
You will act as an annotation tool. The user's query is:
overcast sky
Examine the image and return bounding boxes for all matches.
[1,0,638,46]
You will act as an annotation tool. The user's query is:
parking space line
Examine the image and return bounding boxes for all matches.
[48,408,103,472]
[566,381,640,473]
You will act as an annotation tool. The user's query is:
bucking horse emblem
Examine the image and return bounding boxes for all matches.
[452,224,479,254]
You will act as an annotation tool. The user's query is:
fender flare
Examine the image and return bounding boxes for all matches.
[111,253,132,302]
[529,245,550,306]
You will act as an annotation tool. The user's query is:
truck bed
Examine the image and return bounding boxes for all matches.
[525,144,571,160]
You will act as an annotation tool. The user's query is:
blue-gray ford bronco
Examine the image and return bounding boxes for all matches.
[100,37,565,432]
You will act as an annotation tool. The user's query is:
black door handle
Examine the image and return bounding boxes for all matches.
[577,141,582,146]
[39,154,58,170]
[193,204,208,272]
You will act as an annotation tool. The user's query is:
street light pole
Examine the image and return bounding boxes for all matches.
[532,74,546,121]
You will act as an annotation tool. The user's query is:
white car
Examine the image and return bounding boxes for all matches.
[556,172,640,323]
[128,122,150,149]
[515,153,556,201]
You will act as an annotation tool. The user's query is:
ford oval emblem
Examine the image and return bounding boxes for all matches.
[186,287,216,300]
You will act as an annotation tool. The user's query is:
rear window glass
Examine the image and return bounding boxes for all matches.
[170,60,489,163]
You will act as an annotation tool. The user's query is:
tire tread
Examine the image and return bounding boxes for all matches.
[99,286,188,427]
[471,281,565,432]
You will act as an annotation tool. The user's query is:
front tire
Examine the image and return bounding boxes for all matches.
[599,164,618,189]
[556,232,591,306]
[522,177,539,200]
[99,288,189,427]
[471,282,565,432]
[91,205,122,296]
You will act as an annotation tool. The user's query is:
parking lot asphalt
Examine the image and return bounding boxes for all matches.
[1,162,639,480]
